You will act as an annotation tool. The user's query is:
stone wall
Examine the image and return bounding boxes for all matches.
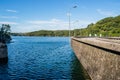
[71,38,120,80]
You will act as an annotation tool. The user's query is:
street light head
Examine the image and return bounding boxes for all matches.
[67,13,71,16]
[73,6,77,8]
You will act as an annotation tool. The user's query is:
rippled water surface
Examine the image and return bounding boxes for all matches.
[0,37,87,80]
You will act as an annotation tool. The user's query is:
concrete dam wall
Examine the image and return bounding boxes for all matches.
[71,37,120,80]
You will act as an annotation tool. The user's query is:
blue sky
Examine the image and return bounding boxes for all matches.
[0,0,120,32]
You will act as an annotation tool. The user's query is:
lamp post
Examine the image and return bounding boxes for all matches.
[68,6,77,42]
[73,20,79,37]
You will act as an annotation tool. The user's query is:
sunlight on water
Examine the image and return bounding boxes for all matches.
[0,37,86,80]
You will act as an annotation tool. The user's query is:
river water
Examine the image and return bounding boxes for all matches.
[0,37,87,80]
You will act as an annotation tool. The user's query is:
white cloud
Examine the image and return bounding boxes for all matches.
[27,19,68,29]
[10,18,94,32]
[10,19,68,32]
[0,21,18,25]
[97,9,116,16]
[6,9,17,13]
[0,16,18,19]
[28,19,66,25]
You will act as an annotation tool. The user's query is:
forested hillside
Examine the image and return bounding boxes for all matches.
[25,30,73,36]
[83,15,120,37]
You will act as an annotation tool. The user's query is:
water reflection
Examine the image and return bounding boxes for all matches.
[71,53,91,80]
[0,64,10,80]
[0,37,88,79]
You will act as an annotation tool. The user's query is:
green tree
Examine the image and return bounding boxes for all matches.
[0,24,11,43]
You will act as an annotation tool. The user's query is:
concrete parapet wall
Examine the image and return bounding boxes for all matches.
[71,38,120,80]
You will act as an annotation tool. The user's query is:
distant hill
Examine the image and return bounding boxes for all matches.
[12,15,120,37]
[79,15,120,37]
[25,30,73,36]
[74,16,120,37]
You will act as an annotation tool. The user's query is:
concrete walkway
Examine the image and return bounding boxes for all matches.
[72,37,120,54]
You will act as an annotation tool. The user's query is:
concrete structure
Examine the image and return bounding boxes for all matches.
[71,37,120,80]
[0,43,8,63]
